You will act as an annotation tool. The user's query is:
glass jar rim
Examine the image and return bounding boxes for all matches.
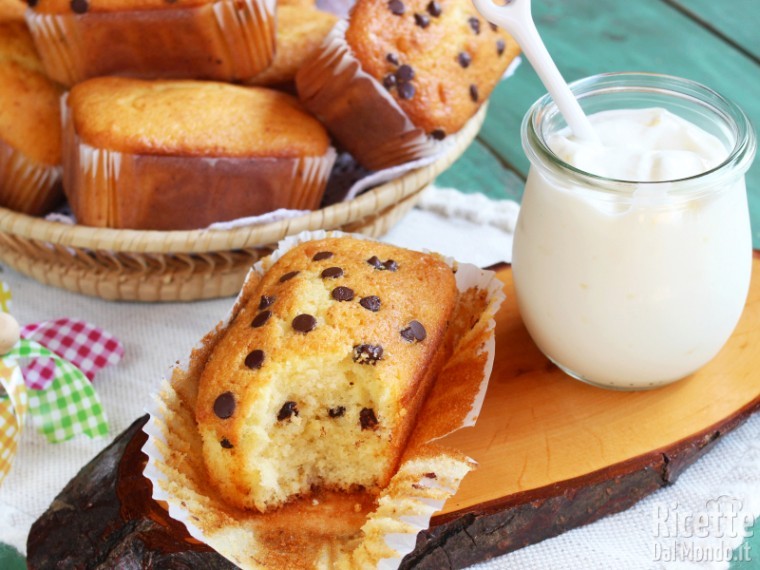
[522,72,757,194]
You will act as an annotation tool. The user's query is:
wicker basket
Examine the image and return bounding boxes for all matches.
[0,106,486,302]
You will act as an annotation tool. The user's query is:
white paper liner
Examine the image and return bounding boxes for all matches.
[297,20,440,171]
[142,230,505,569]
[0,137,61,216]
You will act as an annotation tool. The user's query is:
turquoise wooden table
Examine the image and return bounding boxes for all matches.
[0,1,757,568]
[438,0,760,566]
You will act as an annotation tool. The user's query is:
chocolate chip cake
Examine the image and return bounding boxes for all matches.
[296,0,520,170]
[0,20,63,215]
[195,237,458,512]
[24,0,276,86]
[63,77,336,230]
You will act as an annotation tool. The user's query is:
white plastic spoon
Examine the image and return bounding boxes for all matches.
[472,0,597,141]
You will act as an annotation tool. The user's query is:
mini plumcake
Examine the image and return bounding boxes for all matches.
[0,0,25,20]
[0,21,63,215]
[62,77,336,230]
[296,0,520,170]
[195,237,458,512]
[24,0,276,86]
[247,5,338,87]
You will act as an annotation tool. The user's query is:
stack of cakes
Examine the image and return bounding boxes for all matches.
[0,0,519,230]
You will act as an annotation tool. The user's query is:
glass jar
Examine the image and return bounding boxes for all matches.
[512,72,757,390]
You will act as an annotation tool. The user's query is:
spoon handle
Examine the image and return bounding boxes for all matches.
[473,0,597,141]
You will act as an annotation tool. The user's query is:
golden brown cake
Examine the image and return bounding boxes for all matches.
[248,5,338,87]
[25,0,276,86]
[277,0,317,8]
[195,236,458,512]
[296,0,520,170]
[0,21,63,215]
[63,77,336,230]
[0,0,25,21]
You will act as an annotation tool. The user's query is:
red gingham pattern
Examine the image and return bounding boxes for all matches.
[19,319,124,390]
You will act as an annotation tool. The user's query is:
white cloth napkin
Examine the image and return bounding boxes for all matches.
[0,187,757,570]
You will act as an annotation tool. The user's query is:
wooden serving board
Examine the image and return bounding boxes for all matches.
[28,253,760,569]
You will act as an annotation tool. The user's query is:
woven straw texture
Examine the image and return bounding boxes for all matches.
[0,107,486,302]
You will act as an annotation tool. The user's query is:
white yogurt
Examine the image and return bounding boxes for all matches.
[513,102,753,389]
[548,108,727,181]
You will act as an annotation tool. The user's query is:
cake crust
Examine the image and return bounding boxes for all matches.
[68,77,330,158]
[0,0,25,20]
[248,6,338,87]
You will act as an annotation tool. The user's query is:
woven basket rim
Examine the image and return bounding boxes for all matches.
[0,105,486,254]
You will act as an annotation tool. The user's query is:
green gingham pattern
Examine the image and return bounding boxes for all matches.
[0,281,11,313]
[8,339,108,443]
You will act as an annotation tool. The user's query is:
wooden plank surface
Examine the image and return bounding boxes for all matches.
[443,0,760,248]
[435,140,525,202]
[666,0,760,60]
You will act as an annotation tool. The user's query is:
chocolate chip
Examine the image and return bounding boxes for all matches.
[400,320,426,342]
[360,296,381,312]
[457,52,472,68]
[26,0,38,6]
[470,84,479,102]
[396,64,415,82]
[398,82,416,99]
[259,295,275,310]
[279,271,299,283]
[244,349,265,369]
[292,314,317,333]
[388,0,405,15]
[251,310,271,328]
[414,13,430,28]
[386,53,400,66]
[367,256,399,271]
[489,22,498,32]
[312,251,333,261]
[332,286,355,302]
[360,408,379,430]
[213,392,235,419]
[70,0,88,13]
[431,128,447,141]
[277,401,299,421]
[468,16,481,34]
[353,344,383,365]
[383,74,397,89]
[329,406,346,418]
[496,38,506,56]
[321,267,344,279]
[426,0,441,17]
[220,438,234,449]
[424,472,438,479]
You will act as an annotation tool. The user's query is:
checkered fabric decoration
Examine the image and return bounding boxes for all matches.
[21,319,124,390]
[0,358,28,485]
[0,280,11,313]
[10,339,109,443]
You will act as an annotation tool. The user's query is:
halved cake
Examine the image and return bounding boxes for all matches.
[195,237,458,511]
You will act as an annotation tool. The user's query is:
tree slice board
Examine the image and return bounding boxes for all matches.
[27,253,760,569]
